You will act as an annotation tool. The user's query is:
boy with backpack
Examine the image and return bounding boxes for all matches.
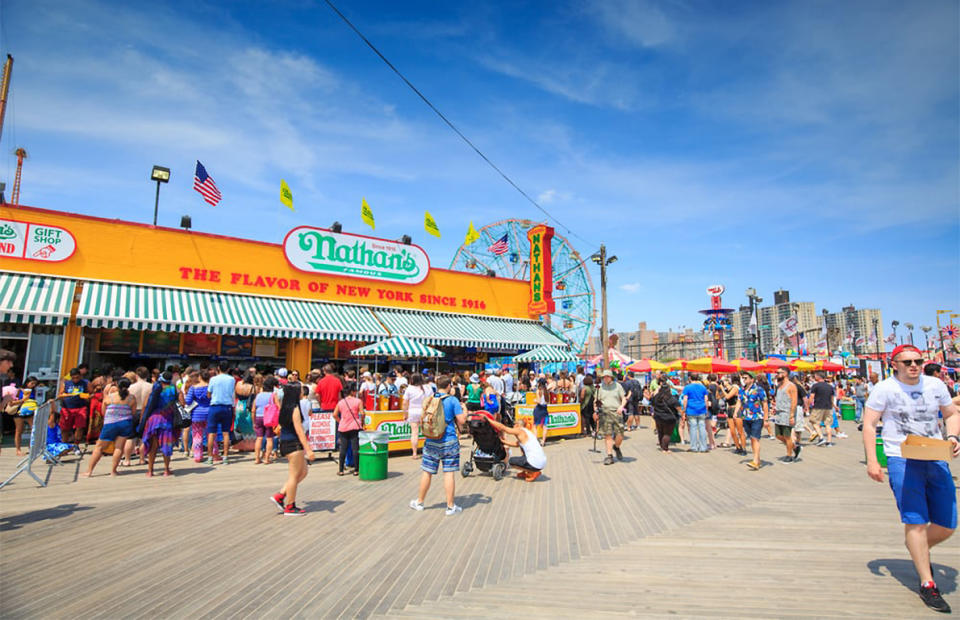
[409,375,467,515]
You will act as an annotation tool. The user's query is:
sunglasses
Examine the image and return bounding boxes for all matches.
[897,359,923,367]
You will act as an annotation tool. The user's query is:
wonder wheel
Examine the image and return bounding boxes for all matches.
[449,219,595,354]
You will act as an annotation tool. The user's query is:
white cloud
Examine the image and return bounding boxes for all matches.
[585,0,677,48]
[620,282,642,293]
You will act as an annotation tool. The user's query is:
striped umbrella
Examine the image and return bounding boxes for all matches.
[666,359,687,371]
[514,346,579,362]
[760,357,791,373]
[817,360,845,372]
[685,356,737,374]
[731,359,763,372]
[626,359,668,372]
[789,359,818,372]
[350,336,445,358]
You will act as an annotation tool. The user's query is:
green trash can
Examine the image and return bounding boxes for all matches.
[670,424,680,444]
[876,436,887,468]
[358,430,390,481]
[840,401,856,421]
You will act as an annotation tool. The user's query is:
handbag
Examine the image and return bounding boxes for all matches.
[173,402,192,428]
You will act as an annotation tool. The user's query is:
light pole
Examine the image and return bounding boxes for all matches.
[891,320,899,346]
[150,165,171,226]
[590,245,617,369]
[746,288,763,361]
[904,322,914,345]
[935,310,952,362]
[920,325,933,355]
[873,317,883,377]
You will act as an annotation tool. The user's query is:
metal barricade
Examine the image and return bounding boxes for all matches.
[1,400,56,489]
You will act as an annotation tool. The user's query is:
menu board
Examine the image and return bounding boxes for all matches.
[98,329,141,352]
[337,341,370,357]
[277,338,288,359]
[312,340,335,358]
[142,331,181,354]
[254,337,277,358]
[182,333,219,356]
[221,335,253,357]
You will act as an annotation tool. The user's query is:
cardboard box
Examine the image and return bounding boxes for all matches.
[900,434,955,461]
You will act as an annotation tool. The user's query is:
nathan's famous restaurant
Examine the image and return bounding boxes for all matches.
[0,204,582,448]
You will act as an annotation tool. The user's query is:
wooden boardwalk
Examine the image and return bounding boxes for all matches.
[1,419,956,618]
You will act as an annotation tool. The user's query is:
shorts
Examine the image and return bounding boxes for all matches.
[206,404,234,435]
[598,413,624,438]
[625,401,638,415]
[886,456,957,529]
[407,410,422,423]
[279,438,302,457]
[509,455,541,472]
[466,401,482,412]
[60,407,88,432]
[421,438,460,474]
[99,420,134,442]
[743,418,763,440]
[254,416,275,439]
[775,424,793,438]
[793,408,805,432]
[809,408,831,426]
[533,404,549,427]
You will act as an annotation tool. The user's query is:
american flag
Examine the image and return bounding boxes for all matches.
[193,161,222,206]
[488,234,509,256]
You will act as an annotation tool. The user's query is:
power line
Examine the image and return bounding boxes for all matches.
[321,0,598,251]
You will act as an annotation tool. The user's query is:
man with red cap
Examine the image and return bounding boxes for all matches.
[862,344,959,613]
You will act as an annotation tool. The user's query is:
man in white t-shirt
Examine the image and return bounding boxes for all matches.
[862,345,959,613]
[502,369,514,395]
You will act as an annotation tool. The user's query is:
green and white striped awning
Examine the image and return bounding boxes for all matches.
[351,336,445,358]
[77,282,389,340]
[0,272,76,325]
[513,345,580,363]
[373,308,566,349]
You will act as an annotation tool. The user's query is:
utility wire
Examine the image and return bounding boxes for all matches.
[322,0,598,251]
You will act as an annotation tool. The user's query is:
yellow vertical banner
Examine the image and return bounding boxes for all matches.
[464,221,479,245]
[424,211,441,238]
[361,198,375,229]
[280,179,294,211]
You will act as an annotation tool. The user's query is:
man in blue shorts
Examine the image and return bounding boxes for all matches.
[735,372,767,470]
[410,375,467,516]
[863,344,959,613]
[206,360,237,465]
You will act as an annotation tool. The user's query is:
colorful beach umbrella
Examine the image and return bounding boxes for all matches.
[789,359,817,372]
[685,356,737,374]
[817,360,845,372]
[760,357,791,373]
[626,359,668,373]
[731,359,763,372]
[666,359,687,371]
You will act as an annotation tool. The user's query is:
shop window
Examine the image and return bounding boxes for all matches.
[26,326,64,382]
[254,338,278,358]
[0,323,30,339]
[312,340,335,358]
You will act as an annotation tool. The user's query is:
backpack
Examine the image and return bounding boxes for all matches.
[420,394,447,439]
[263,396,280,428]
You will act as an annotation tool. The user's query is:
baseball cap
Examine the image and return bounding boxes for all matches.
[362,371,372,378]
[276,367,288,378]
[601,369,614,378]
[890,344,921,360]
[388,371,397,378]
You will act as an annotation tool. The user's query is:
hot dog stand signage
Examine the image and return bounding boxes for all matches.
[0,218,76,262]
[527,224,555,316]
[283,226,429,285]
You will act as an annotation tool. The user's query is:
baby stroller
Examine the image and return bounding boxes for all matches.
[461,395,517,481]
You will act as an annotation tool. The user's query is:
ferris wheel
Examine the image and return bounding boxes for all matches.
[449,219,596,354]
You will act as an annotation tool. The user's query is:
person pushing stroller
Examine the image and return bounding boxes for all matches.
[484,416,547,482]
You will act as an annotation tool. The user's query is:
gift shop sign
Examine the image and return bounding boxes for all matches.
[0,218,76,262]
[283,226,429,285]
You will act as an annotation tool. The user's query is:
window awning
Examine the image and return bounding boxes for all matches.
[77,282,389,341]
[0,272,76,326]
[350,336,445,358]
[513,345,580,362]
[372,308,566,349]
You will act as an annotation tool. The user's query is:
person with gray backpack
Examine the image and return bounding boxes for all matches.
[409,375,467,516]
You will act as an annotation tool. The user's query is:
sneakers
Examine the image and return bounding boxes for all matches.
[783,456,795,463]
[270,493,285,512]
[525,471,542,482]
[824,442,835,447]
[283,503,306,516]
[836,432,848,439]
[409,499,424,511]
[794,444,802,459]
[815,438,827,447]
[445,504,463,516]
[603,455,615,465]
[919,582,951,613]
[613,446,623,461]
[205,457,215,466]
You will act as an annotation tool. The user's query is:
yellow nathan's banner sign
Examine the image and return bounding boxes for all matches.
[526,224,555,317]
[0,205,532,319]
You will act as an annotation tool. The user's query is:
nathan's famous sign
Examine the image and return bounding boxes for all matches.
[284,226,430,285]
[526,224,555,316]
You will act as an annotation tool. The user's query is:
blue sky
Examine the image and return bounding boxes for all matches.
[1,0,957,349]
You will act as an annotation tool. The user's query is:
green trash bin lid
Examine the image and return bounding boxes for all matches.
[359,430,390,448]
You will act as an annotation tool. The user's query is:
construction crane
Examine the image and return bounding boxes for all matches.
[11,147,26,205]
